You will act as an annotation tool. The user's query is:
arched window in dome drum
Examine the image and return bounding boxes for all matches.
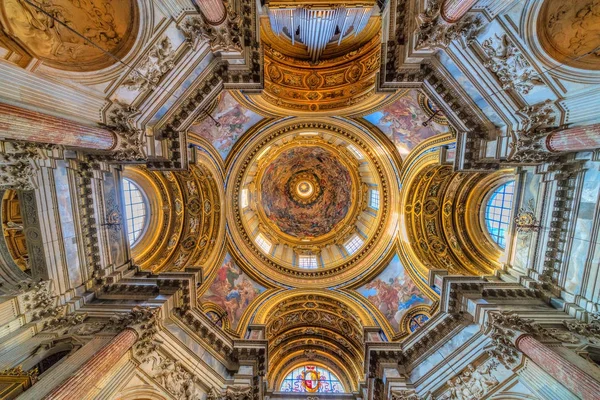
[280,365,345,393]
[484,181,515,249]
[122,178,147,246]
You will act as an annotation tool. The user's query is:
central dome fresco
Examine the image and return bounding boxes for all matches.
[260,146,352,238]
[226,118,400,287]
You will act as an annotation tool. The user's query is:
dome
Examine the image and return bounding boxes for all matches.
[226,117,400,287]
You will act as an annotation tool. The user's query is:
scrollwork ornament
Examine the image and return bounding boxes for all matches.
[415,0,482,51]
[102,103,146,162]
[514,199,540,233]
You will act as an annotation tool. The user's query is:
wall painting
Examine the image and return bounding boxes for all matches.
[363,90,449,158]
[200,253,266,330]
[357,254,432,332]
[189,91,264,160]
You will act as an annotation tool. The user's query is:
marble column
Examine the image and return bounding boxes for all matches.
[515,334,600,400]
[440,0,478,23]
[42,329,138,400]
[546,123,600,153]
[0,103,115,150]
[193,0,227,25]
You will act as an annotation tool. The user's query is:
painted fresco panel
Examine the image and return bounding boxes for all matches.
[189,91,263,160]
[54,161,82,287]
[362,90,449,157]
[357,254,431,332]
[201,253,266,329]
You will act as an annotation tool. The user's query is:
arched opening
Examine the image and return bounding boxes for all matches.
[122,178,148,246]
[280,364,345,393]
[483,181,515,249]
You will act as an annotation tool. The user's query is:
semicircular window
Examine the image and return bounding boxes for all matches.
[122,178,147,245]
[484,181,515,249]
[280,365,345,393]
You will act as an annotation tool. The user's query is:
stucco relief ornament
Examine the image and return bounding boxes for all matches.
[103,103,146,162]
[514,199,540,233]
[179,8,242,54]
[122,37,175,92]
[563,312,600,343]
[508,100,558,163]
[391,389,421,399]
[415,0,482,51]
[481,34,544,95]
[0,140,58,190]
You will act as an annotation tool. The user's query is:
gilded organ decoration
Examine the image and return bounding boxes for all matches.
[538,0,600,70]
[249,24,386,116]
[0,0,138,71]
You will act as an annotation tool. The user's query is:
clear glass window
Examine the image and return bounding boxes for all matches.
[369,189,379,210]
[122,178,147,245]
[280,365,345,393]
[347,145,363,159]
[484,181,515,249]
[241,188,249,208]
[298,254,318,269]
[344,235,363,255]
[256,233,272,253]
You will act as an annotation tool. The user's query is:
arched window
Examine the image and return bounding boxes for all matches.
[280,365,345,393]
[484,181,515,249]
[122,178,147,245]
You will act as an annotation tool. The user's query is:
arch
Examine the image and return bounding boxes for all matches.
[247,289,375,392]
[0,189,32,291]
[398,138,516,280]
[124,151,225,273]
[483,180,516,249]
[122,178,148,246]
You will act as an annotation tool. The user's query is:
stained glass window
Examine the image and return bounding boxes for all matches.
[484,181,515,249]
[122,178,147,245]
[280,365,345,393]
[409,314,430,332]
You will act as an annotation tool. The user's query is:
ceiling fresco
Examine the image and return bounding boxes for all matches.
[200,253,266,331]
[260,146,353,239]
[188,91,264,160]
[538,0,600,70]
[357,253,432,333]
[0,0,138,71]
[363,89,449,157]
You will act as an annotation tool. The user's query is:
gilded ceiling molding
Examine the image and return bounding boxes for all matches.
[399,141,514,280]
[225,117,400,287]
[234,23,391,116]
[124,157,224,273]
[249,289,371,392]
